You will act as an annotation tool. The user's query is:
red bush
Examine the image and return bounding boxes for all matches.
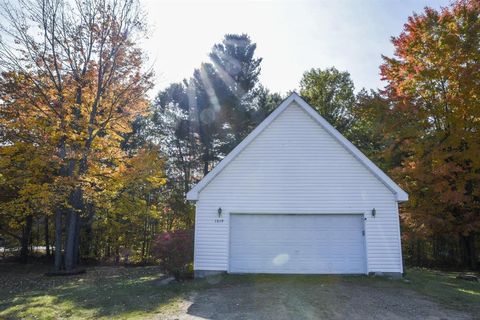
[152,229,194,279]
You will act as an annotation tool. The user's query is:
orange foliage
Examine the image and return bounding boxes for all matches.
[381,0,480,250]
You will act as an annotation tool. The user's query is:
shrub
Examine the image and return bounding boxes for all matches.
[152,229,194,280]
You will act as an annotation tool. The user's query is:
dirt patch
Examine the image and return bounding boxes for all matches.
[165,276,474,320]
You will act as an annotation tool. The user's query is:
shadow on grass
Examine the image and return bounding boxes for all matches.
[0,266,200,319]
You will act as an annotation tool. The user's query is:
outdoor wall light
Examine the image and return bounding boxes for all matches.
[217,207,223,217]
[371,208,376,218]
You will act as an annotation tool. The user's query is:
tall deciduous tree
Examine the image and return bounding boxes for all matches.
[0,142,57,263]
[299,67,356,136]
[0,0,153,270]
[381,0,480,269]
[350,89,393,165]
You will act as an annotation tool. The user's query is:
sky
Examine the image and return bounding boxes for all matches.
[142,0,451,95]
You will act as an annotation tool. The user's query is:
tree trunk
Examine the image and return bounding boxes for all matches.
[81,202,94,257]
[203,160,209,176]
[469,234,477,270]
[73,210,81,266]
[54,207,63,271]
[141,217,147,261]
[64,86,86,271]
[64,210,77,270]
[65,187,82,270]
[461,234,477,270]
[183,167,190,195]
[45,215,50,257]
[415,238,423,266]
[20,215,33,263]
[54,135,67,271]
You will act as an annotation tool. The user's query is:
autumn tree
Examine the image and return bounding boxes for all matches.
[350,89,394,166]
[0,0,153,271]
[0,71,62,263]
[0,141,58,262]
[381,0,480,269]
[91,146,167,262]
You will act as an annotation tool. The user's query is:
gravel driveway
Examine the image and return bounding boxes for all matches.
[165,275,474,320]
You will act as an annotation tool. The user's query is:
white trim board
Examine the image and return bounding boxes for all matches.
[186,92,408,202]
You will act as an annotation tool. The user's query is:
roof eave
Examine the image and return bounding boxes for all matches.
[186,190,198,201]
[396,191,409,202]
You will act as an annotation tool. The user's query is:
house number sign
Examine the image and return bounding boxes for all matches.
[214,219,224,223]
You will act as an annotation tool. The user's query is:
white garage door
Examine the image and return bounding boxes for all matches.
[229,214,366,274]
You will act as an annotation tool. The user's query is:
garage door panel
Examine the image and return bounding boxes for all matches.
[230,214,366,274]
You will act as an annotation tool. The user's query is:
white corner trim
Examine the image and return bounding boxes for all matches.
[186,92,408,202]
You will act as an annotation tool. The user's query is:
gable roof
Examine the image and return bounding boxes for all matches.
[186,92,408,202]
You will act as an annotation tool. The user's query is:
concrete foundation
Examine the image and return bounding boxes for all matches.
[194,270,226,278]
[195,270,403,279]
[368,271,403,279]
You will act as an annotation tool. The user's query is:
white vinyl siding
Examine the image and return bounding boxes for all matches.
[194,102,403,274]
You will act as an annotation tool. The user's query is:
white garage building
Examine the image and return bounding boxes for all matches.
[187,93,408,277]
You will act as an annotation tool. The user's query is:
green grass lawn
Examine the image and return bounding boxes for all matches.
[0,263,478,319]
[404,267,480,313]
[0,264,197,319]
